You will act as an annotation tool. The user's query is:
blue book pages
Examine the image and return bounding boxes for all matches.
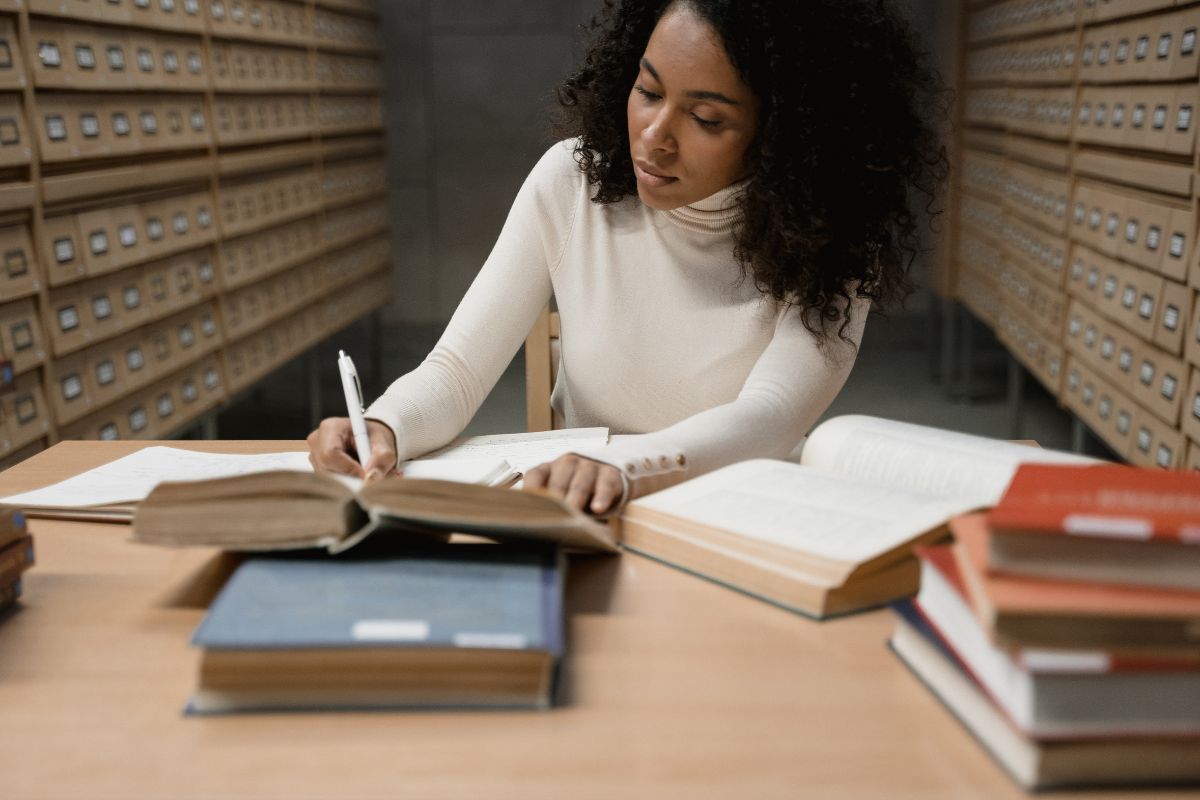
[192,546,563,655]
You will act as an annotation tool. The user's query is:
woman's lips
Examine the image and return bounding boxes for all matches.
[634,161,678,188]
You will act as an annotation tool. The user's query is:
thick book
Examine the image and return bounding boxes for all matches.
[0,533,32,614]
[0,534,34,584]
[0,578,21,614]
[132,472,617,554]
[616,415,1093,619]
[889,608,1200,790]
[188,546,564,713]
[913,546,1200,738]
[951,513,1200,653]
[0,506,27,551]
[987,463,1200,591]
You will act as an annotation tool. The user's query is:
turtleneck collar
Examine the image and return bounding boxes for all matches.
[661,179,746,235]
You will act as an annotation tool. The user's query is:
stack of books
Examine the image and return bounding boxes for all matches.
[187,544,567,713]
[0,506,33,613]
[890,464,1200,790]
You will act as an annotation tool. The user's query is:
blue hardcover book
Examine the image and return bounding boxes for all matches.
[188,545,564,713]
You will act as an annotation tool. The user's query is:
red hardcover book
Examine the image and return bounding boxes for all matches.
[986,464,1200,590]
[950,513,1200,653]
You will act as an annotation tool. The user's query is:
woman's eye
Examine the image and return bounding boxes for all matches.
[634,85,660,101]
[692,114,719,129]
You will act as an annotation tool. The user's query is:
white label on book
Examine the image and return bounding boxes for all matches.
[453,632,529,650]
[351,620,429,642]
[1063,514,1153,539]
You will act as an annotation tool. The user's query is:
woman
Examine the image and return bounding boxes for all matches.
[308,0,946,514]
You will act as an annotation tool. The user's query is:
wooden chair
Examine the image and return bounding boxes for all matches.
[524,306,561,431]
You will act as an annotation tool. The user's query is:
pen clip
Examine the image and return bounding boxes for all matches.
[338,350,365,411]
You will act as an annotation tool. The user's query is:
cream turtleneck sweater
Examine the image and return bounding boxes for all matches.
[366,139,868,500]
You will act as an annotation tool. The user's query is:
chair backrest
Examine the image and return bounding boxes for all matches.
[524,306,561,431]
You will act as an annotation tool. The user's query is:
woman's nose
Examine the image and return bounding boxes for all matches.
[641,108,675,151]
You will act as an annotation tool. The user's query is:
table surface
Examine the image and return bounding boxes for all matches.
[0,440,1191,800]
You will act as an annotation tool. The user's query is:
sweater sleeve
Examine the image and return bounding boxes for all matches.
[572,296,870,502]
[363,142,580,463]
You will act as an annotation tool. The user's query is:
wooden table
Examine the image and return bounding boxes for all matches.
[0,441,1190,800]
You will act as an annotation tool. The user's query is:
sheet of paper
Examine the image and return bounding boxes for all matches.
[0,447,313,508]
[417,428,608,474]
[632,459,977,564]
[801,415,1096,506]
[401,457,516,486]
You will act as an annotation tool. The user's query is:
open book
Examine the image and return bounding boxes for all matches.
[132,471,618,554]
[0,428,610,523]
[617,415,1095,619]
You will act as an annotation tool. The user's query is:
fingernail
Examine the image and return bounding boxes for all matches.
[365,468,382,483]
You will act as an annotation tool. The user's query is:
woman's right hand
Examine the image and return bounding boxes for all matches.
[307,417,398,482]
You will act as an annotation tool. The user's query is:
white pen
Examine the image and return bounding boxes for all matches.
[337,350,372,470]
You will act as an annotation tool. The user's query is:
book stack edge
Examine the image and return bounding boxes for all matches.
[890,464,1200,790]
[0,506,33,614]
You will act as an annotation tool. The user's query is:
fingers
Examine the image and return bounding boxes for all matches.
[563,459,599,512]
[523,463,550,490]
[589,467,624,515]
[306,417,366,478]
[363,420,398,482]
[522,455,624,515]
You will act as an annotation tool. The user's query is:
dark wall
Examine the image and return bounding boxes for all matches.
[380,0,599,325]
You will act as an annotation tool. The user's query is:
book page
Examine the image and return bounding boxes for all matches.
[417,428,608,474]
[801,416,1096,506]
[400,457,516,486]
[0,447,313,509]
[630,460,976,563]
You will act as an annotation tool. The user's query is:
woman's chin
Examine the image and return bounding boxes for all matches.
[636,184,684,211]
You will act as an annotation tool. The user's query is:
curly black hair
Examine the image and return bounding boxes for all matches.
[555,0,949,344]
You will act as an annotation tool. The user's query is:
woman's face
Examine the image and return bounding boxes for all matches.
[626,4,758,211]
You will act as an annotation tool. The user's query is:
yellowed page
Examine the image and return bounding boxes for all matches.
[629,459,975,564]
[0,447,313,509]
[800,415,1095,506]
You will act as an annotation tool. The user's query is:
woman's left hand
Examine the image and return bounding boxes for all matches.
[523,454,624,515]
